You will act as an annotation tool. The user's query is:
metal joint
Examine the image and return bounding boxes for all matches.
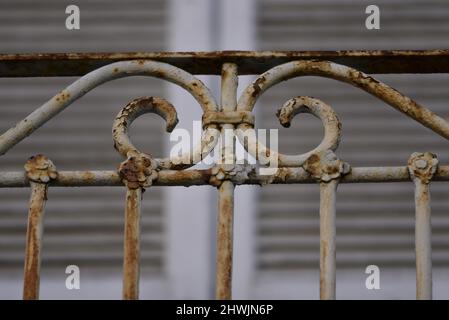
[118,153,158,190]
[407,152,438,300]
[24,154,58,184]
[202,110,255,129]
[303,150,350,182]
[209,164,253,187]
[408,152,439,184]
[23,154,57,300]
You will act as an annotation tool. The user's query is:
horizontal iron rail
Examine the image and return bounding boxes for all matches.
[1,50,449,77]
[2,166,449,187]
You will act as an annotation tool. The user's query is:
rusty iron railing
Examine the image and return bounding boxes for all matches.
[1,50,449,300]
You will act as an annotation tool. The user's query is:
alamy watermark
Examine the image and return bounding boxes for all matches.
[365,5,380,30]
[65,265,80,290]
[65,5,80,30]
[365,264,381,290]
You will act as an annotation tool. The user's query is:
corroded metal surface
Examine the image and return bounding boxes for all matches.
[118,154,158,190]
[319,179,338,300]
[303,151,349,300]
[236,96,342,167]
[113,97,179,159]
[24,154,58,183]
[209,164,252,187]
[0,54,448,300]
[238,60,449,142]
[214,63,238,300]
[216,180,234,300]
[1,50,449,77]
[119,155,149,299]
[408,152,439,300]
[22,155,57,300]
[122,187,142,300]
[408,152,439,185]
[0,59,219,156]
[113,99,165,300]
[303,151,350,182]
[4,166,449,188]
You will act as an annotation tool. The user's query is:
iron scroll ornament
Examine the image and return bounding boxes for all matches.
[0,59,448,172]
[0,58,447,300]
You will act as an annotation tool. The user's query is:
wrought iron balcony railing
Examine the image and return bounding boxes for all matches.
[1,50,449,300]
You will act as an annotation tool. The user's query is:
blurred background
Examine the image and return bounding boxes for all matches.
[1,0,449,299]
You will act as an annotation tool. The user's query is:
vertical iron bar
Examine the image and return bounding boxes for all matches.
[304,151,346,300]
[23,182,47,300]
[319,179,337,300]
[414,181,432,300]
[216,180,235,299]
[22,155,57,300]
[408,152,438,300]
[113,98,168,300]
[215,63,238,300]
[123,187,142,300]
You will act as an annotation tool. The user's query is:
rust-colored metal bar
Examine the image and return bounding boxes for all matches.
[23,181,47,300]
[122,187,142,300]
[22,155,57,300]
[1,50,449,77]
[408,153,438,300]
[216,180,235,300]
[112,97,161,300]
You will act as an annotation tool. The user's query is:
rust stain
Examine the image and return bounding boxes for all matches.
[23,205,41,299]
[303,151,350,182]
[157,168,212,186]
[251,76,266,98]
[55,90,71,103]
[81,171,96,184]
[408,152,438,184]
[24,154,58,185]
[216,181,234,300]
[152,70,165,78]
[320,240,328,298]
[118,154,157,190]
[304,154,320,177]
[22,155,57,300]
[123,189,140,300]
[113,97,179,158]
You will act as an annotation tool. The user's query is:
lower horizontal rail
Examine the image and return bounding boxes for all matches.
[2,166,449,188]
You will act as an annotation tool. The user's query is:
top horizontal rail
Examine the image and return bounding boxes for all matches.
[0,50,449,77]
